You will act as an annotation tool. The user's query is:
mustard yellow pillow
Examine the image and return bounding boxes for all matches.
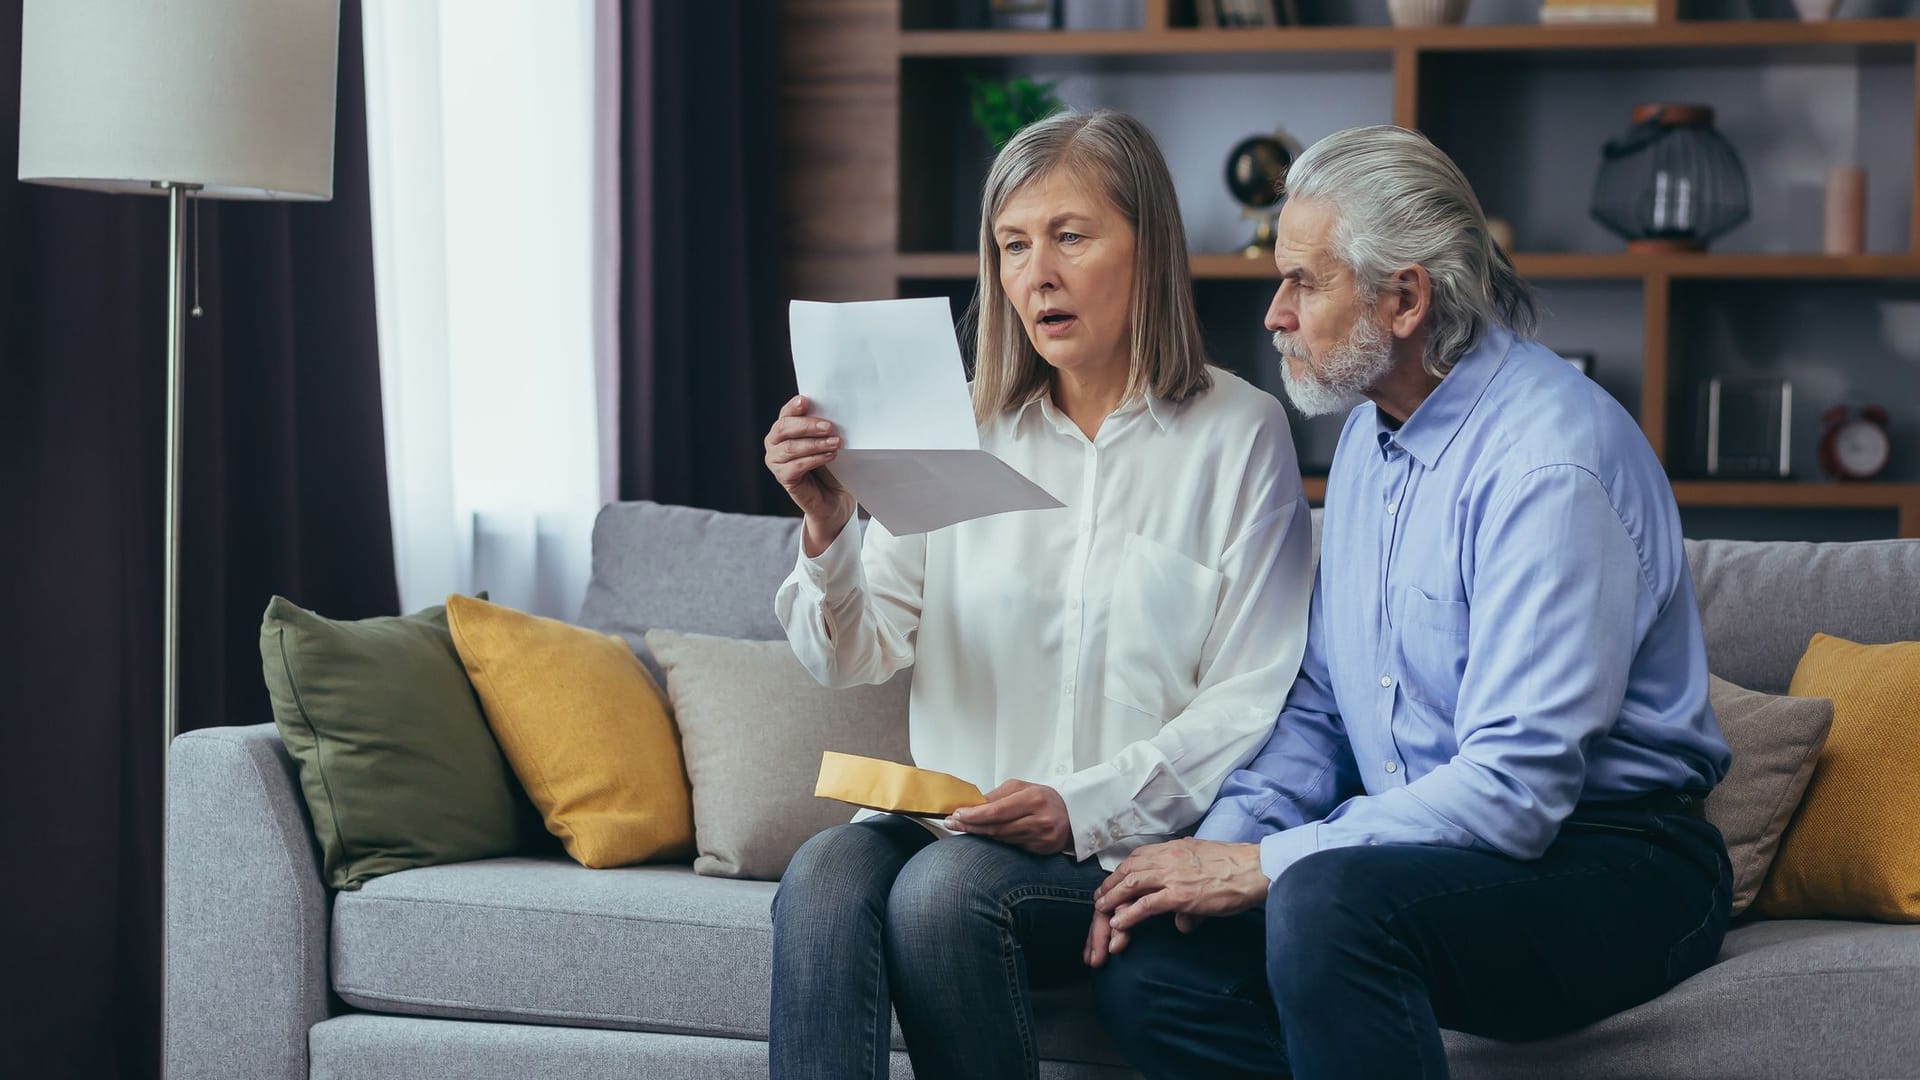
[446,595,692,868]
[1753,633,1920,921]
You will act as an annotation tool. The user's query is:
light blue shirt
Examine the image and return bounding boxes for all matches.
[1196,325,1732,880]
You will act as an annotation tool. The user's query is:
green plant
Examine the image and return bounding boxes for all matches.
[967,76,1065,151]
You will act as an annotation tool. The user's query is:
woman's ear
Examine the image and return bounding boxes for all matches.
[1385,265,1431,341]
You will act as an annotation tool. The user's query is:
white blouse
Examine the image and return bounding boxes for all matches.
[774,368,1316,869]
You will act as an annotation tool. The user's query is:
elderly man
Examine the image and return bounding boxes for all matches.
[1084,125,1734,1080]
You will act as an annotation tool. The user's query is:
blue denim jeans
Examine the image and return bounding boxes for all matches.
[770,814,1110,1080]
[1090,806,1733,1080]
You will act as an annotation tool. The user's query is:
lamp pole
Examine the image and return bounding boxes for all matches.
[156,178,198,1078]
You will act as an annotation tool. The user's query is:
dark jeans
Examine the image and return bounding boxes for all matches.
[770,814,1109,1080]
[1090,806,1733,1080]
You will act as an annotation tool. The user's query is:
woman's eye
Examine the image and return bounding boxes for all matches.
[1060,232,1082,244]
[1005,240,1027,254]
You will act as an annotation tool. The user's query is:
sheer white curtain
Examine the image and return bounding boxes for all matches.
[363,0,620,618]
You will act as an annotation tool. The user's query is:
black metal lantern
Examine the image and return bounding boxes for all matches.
[1591,103,1750,253]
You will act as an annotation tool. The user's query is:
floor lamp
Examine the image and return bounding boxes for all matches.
[16,1,340,1073]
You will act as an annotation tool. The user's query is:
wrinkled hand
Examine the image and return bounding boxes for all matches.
[1083,839,1268,967]
[944,780,1072,856]
[763,395,854,556]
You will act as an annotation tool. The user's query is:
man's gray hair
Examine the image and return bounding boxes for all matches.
[1284,125,1536,377]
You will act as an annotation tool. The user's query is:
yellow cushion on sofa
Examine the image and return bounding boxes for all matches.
[1753,634,1920,921]
[446,595,692,868]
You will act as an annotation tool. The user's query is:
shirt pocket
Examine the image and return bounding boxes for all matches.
[1104,533,1226,721]
[1395,586,1470,715]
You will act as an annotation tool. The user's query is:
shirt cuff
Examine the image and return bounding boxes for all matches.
[797,513,861,598]
[1257,824,1322,881]
[1052,762,1143,862]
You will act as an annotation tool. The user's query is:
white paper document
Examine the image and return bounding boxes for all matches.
[788,298,1064,534]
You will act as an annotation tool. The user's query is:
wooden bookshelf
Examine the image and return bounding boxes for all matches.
[784,2,1920,539]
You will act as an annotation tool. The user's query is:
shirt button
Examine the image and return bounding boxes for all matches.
[1386,502,1398,514]
[1385,761,1399,774]
[1064,682,1075,696]
[1380,675,1394,688]
[1054,764,1069,776]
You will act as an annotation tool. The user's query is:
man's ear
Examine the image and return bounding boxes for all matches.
[1383,265,1431,341]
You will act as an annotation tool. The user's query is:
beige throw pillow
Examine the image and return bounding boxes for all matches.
[644,630,912,881]
[1702,674,1834,916]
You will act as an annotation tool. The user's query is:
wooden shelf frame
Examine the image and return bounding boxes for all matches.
[1301,476,1920,535]
[895,251,1920,282]
[898,20,1920,59]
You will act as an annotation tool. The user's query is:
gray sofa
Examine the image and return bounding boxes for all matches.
[168,500,1920,1079]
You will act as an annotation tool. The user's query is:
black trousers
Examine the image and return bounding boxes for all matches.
[1089,805,1733,1080]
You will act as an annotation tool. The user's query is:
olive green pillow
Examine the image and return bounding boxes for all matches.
[261,595,525,890]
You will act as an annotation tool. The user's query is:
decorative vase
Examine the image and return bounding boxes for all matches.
[1791,0,1842,21]
[1387,0,1469,27]
[1590,103,1750,253]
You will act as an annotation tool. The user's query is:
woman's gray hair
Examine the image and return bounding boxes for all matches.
[1283,125,1536,377]
[968,109,1211,422]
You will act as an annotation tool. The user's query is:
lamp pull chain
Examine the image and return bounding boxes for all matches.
[190,195,204,318]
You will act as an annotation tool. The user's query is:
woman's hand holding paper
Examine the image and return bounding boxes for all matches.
[763,394,855,557]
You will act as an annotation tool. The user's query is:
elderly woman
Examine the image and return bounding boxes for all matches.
[761,109,1315,1080]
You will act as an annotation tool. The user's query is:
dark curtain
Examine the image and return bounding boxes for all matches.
[0,1,398,1075]
[620,0,794,514]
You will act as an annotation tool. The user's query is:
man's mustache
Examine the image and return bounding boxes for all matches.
[1272,331,1309,362]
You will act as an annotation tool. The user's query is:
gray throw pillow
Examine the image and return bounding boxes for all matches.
[1703,674,1835,916]
[644,629,912,880]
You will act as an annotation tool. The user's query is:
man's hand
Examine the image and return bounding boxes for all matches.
[944,780,1072,855]
[1083,839,1268,967]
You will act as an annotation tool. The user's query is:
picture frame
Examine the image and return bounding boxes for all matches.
[1692,376,1794,479]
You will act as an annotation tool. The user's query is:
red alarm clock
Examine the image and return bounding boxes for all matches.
[1818,404,1892,481]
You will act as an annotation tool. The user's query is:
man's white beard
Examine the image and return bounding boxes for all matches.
[1274,315,1397,418]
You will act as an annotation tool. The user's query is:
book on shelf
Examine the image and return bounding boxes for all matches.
[1538,0,1657,23]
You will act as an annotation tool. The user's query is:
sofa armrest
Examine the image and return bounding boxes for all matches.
[167,723,331,1080]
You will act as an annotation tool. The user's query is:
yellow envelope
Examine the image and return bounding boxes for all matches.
[814,751,988,816]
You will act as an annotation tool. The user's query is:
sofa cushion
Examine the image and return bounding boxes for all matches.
[1755,634,1920,922]
[1685,538,1920,695]
[449,596,694,869]
[645,630,912,880]
[1444,919,1920,1079]
[259,596,525,890]
[308,1015,1138,1080]
[330,857,1127,1066]
[576,502,806,687]
[1701,674,1833,916]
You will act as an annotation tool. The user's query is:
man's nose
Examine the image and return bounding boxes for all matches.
[1265,289,1297,334]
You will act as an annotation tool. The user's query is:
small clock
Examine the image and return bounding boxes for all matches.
[1818,404,1892,481]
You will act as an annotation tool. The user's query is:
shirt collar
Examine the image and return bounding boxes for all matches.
[1016,385,1175,435]
[1379,324,1513,468]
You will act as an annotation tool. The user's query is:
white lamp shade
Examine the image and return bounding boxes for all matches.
[17,0,340,201]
